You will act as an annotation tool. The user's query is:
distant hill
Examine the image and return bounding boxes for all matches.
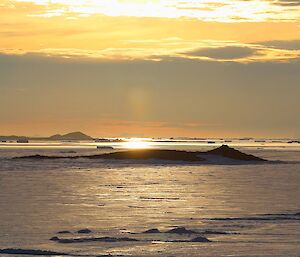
[0,132,93,141]
[48,132,93,141]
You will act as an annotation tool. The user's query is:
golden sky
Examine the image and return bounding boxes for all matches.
[1,0,300,137]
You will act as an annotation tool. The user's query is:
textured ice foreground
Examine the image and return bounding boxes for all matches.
[0,142,299,256]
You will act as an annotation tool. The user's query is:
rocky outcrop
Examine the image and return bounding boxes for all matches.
[16,145,267,163]
[166,227,198,234]
[0,248,68,256]
[100,149,205,162]
[77,228,92,234]
[205,145,265,161]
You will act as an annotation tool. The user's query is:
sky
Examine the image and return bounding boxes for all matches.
[0,0,300,138]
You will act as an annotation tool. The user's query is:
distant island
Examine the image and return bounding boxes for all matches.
[48,132,93,141]
[16,145,267,163]
[0,131,93,141]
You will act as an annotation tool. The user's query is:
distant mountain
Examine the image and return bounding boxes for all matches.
[48,132,93,141]
[0,132,93,141]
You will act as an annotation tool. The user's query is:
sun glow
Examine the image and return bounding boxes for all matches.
[2,0,300,62]
[10,0,300,22]
[123,138,152,149]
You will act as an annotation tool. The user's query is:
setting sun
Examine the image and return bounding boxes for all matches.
[122,138,152,149]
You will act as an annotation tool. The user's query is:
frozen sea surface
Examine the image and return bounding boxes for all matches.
[0,141,299,256]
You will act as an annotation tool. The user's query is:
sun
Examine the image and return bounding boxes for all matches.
[122,138,152,149]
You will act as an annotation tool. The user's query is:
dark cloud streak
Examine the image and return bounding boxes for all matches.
[182,46,257,60]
